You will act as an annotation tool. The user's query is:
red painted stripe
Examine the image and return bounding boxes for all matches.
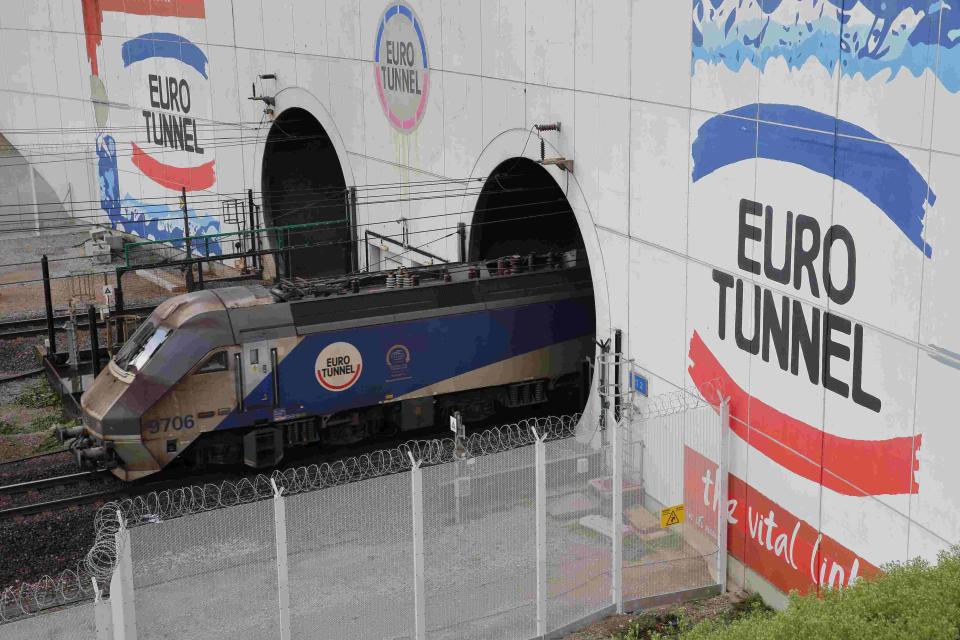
[100,0,205,18]
[687,331,920,496]
[318,364,363,391]
[131,143,216,192]
[81,0,205,76]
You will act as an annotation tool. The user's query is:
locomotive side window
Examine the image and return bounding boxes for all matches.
[114,322,172,374]
[196,351,229,374]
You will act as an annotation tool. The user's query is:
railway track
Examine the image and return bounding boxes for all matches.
[0,470,121,518]
[0,449,68,468]
[0,304,156,340]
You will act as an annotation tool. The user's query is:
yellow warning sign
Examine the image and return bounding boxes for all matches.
[660,504,684,528]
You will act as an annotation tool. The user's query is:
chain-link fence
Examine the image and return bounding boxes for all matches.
[0,402,728,639]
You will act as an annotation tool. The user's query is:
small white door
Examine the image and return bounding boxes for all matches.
[242,339,272,406]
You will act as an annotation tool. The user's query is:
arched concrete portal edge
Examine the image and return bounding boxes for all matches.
[462,129,611,336]
[463,130,611,439]
[250,87,355,278]
[251,86,355,191]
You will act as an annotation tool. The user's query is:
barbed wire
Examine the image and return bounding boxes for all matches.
[0,562,95,622]
[622,377,725,421]
[85,415,578,581]
[0,414,579,624]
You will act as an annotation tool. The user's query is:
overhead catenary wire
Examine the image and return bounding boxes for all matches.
[0,205,577,286]
[0,174,559,231]
[0,185,562,237]
[0,175,489,211]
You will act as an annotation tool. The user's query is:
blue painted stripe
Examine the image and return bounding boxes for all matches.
[376,4,428,68]
[691,104,934,258]
[413,15,427,67]
[374,17,386,62]
[122,33,208,79]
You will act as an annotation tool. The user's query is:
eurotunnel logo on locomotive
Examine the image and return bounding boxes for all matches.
[374,1,430,132]
[316,343,364,392]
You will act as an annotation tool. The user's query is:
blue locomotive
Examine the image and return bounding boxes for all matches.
[67,254,595,480]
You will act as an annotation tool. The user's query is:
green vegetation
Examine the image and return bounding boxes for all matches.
[16,379,59,408]
[32,429,64,453]
[614,549,960,640]
[607,595,768,640]
[28,413,62,432]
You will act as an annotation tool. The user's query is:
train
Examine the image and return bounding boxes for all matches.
[59,253,596,480]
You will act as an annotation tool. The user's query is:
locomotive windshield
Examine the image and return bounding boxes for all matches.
[113,321,172,374]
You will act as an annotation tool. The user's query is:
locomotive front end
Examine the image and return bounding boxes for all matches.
[66,289,241,480]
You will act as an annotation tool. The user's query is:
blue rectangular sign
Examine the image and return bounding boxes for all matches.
[632,372,648,397]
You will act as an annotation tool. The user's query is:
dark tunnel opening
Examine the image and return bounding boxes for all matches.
[469,157,596,418]
[469,157,586,262]
[261,108,352,280]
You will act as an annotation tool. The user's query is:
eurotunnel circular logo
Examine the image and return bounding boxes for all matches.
[386,344,412,382]
[315,342,364,392]
[386,344,410,367]
[373,1,429,132]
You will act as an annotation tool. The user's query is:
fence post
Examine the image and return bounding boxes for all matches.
[408,452,426,640]
[611,401,623,613]
[110,511,137,640]
[181,187,194,293]
[114,268,126,342]
[88,305,101,377]
[457,222,466,262]
[41,256,57,356]
[716,398,730,593]
[92,579,113,640]
[271,479,292,640]
[532,427,547,637]
[248,189,258,271]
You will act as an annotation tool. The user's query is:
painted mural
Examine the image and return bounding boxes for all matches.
[80,0,221,253]
[0,0,955,605]
[688,0,956,595]
[693,0,958,89]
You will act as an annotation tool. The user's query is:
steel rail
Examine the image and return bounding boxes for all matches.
[0,471,105,497]
[0,489,123,518]
[0,449,69,467]
[0,368,44,383]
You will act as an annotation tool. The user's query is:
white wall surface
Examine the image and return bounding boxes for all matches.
[1,0,957,597]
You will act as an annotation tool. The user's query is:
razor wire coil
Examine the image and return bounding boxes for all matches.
[0,414,579,623]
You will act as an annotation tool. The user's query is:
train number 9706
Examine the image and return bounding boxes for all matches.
[146,415,195,434]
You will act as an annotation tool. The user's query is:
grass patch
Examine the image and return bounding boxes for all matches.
[567,521,605,542]
[657,548,960,639]
[28,413,62,432]
[32,429,64,454]
[16,379,59,409]
[606,595,768,639]
[609,612,680,639]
